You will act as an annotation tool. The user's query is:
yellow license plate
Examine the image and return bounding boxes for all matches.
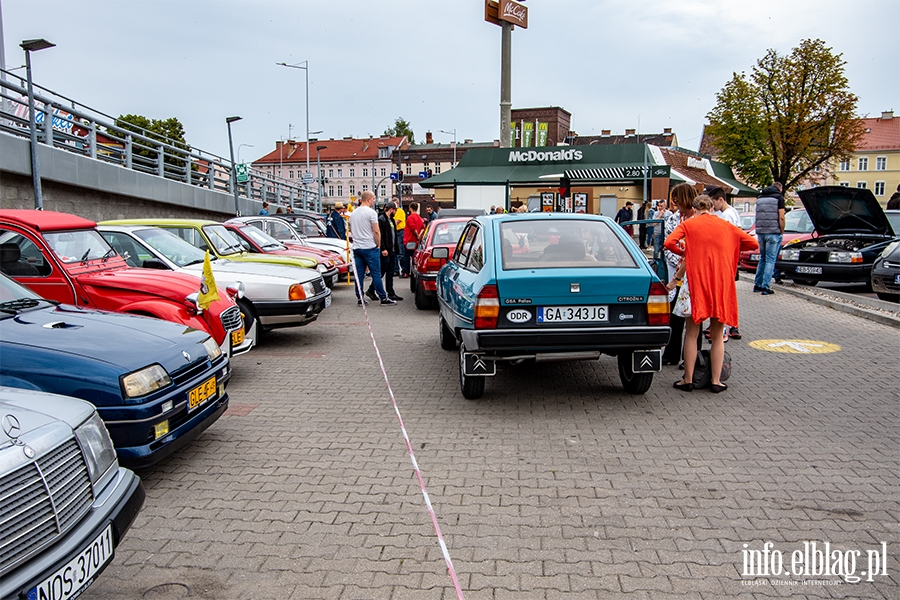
[231,328,245,347]
[188,376,217,411]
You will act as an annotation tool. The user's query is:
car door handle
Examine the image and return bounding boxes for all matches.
[451,271,459,281]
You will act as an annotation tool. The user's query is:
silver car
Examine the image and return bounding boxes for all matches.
[99,225,331,347]
[0,387,144,600]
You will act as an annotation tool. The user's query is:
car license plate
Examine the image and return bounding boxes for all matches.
[28,525,114,600]
[231,328,245,347]
[795,266,823,274]
[188,376,217,411]
[750,253,760,261]
[325,294,332,308]
[537,306,608,323]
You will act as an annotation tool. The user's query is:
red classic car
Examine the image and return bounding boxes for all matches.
[738,208,815,272]
[0,209,245,355]
[410,217,470,309]
[222,221,345,287]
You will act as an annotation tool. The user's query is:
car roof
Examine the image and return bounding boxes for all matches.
[100,218,222,227]
[1,209,96,231]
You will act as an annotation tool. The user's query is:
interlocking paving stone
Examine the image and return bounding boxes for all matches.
[81,279,898,599]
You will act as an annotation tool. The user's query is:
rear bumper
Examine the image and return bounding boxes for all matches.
[459,325,670,354]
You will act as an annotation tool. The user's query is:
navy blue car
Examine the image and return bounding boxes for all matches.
[0,273,230,467]
[437,213,671,399]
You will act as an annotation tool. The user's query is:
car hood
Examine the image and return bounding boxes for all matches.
[77,268,206,301]
[185,259,317,284]
[798,186,893,236]
[0,388,94,440]
[3,302,211,369]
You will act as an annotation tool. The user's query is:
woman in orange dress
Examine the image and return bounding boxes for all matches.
[664,195,758,393]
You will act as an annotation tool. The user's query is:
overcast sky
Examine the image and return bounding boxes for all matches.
[2,0,897,165]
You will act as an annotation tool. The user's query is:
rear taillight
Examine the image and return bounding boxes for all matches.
[424,257,445,272]
[474,284,500,329]
[647,281,670,326]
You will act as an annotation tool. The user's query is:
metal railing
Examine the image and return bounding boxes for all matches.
[0,69,321,213]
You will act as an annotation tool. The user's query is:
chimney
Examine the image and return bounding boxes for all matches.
[464,139,473,144]
[426,131,433,144]
[663,127,672,134]
[625,128,636,136]
[601,129,611,137]
[881,110,894,120]
[275,140,283,149]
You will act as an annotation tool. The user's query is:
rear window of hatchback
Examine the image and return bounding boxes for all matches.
[499,219,638,270]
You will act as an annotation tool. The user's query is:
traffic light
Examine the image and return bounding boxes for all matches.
[397,171,404,182]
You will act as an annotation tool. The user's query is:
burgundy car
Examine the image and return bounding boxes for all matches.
[0,210,244,354]
[410,217,470,309]
[738,208,814,272]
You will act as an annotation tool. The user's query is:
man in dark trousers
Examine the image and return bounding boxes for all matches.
[366,201,403,301]
[615,202,635,238]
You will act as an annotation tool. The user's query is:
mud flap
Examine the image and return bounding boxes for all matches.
[632,349,662,373]
[463,352,496,376]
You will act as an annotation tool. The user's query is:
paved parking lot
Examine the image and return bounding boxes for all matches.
[83,278,899,600]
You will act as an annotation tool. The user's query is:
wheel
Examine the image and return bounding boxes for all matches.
[876,291,899,302]
[791,278,817,286]
[409,273,417,293]
[439,315,456,350]
[414,280,429,310]
[237,299,260,337]
[617,353,653,395]
[459,344,485,400]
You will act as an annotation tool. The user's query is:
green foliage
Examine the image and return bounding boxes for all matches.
[110,114,192,171]
[384,117,415,144]
[705,39,864,192]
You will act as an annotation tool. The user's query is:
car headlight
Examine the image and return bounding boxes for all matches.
[202,336,223,360]
[882,241,899,257]
[316,263,328,273]
[75,411,118,486]
[121,364,172,398]
[303,281,317,297]
[780,248,801,261]
[828,251,863,263]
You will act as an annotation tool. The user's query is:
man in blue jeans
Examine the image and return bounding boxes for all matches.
[348,191,395,306]
[753,182,786,295]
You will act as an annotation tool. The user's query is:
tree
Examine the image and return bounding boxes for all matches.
[384,117,415,144]
[109,114,192,171]
[705,39,864,192]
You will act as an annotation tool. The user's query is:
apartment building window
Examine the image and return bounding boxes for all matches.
[812,165,820,172]
[839,182,850,187]
[380,184,386,197]
[337,169,343,178]
[876,157,887,171]
[380,167,386,177]
[289,170,294,179]
[874,181,885,196]
[856,181,867,189]
[337,185,343,196]
[363,168,368,178]
[328,185,335,197]
[839,160,850,171]
[328,169,334,178]
[405,165,411,175]
[858,157,868,171]
[349,184,355,196]
[349,168,355,177]
[362,184,368,192]
[435,164,442,174]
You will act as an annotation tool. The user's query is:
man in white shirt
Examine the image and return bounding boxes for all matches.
[707,186,742,339]
[348,191,395,306]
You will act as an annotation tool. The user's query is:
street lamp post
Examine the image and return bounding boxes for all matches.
[275,61,311,179]
[237,143,254,164]
[439,129,457,168]
[316,145,328,209]
[226,116,242,216]
[20,38,55,210]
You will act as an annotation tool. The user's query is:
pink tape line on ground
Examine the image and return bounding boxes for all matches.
[350,258,466,600]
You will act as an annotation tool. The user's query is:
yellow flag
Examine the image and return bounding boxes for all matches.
[197,251,220,310]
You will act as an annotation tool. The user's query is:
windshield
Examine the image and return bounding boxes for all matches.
[134,228,208,267]
[784,209,814,234]
[44,229,115,264]
[428,221,468,247]
[237,225,286,251]
[203,225,245,255]
[0,273,47,316]
[887,211,900,236]
[499,219,638,270]
[740,214,755,231]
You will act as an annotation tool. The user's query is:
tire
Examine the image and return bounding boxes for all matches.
[617,353,653,395]
[237,299,261,339]
[409,273,417,293]
[439,315,456,350]
[876,291,900,302]
[791,278,817,286]
[459,343,486,400]
[414,280,429,310]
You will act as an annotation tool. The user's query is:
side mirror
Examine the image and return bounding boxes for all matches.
[432,247,449,259]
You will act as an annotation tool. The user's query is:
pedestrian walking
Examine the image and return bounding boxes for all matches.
[403,202,425,276]
[637,200,650,249]
[365,201,403,301]
[259,201,270,215]
[326,202,347,240]
[665,194,758,393]
[753,182,786,295]
[661,183,699,366]
[614,201,635,238]
[349,191,395,306]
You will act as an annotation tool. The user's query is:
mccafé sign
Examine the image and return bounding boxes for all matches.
[508,149,583,163]
[499,0,528,28]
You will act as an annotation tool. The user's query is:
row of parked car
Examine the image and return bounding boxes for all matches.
[0,208,353,598]
[736,187,899,301]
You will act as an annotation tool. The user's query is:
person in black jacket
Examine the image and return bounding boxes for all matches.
[366,202,403,301]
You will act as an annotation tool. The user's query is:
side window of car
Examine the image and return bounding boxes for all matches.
[101,232,144,268]
[0,229,52,277]
[171,228,209,252]
[270,221,294,240]
[247,220,264,232]
[466,227,485,272]
[454,224,478,267]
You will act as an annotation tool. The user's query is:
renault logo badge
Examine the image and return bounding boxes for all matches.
[183,351,192,362]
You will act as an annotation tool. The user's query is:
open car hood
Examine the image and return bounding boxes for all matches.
[798,186,893,237]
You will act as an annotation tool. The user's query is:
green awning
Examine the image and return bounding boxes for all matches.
[709,162,758,197]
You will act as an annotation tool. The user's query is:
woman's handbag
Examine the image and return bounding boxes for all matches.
[692,349,732,389]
